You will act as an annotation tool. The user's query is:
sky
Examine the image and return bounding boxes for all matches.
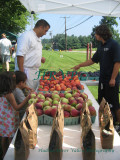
[25,13,120,39]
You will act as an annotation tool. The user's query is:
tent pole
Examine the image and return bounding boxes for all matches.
[31,11,35,29]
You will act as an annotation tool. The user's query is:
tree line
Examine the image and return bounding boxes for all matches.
[42,34,92,50]
[42,17,120,50]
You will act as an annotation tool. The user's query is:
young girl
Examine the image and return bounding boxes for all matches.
[0,72,30,158]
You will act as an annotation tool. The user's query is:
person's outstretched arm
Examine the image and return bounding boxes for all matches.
[71,59,94,71]
[6,93,30,111]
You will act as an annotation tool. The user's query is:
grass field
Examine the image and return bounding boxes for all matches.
[73,48,97,51]
[40,50,99,73]
[0,50,100,73]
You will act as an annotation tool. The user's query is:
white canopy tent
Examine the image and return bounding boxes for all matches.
[19,0,120,17]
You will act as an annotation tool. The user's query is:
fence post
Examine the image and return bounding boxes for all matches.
[86,43,89,60]
[90,42,92,59]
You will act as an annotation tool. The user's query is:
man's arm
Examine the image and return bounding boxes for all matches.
[109,62,120,87]
[71,59,94,71]
[17,56,24,72]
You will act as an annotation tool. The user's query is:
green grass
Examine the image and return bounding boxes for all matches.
[0,50,99,73]
[0,59,15,72]
[88,86,98,101]
[40,50,99,74]
[72,48,97,51]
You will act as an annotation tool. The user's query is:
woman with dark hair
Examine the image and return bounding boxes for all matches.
[72,24,120,125]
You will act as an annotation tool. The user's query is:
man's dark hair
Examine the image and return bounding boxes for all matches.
[95,24,112,41]
[35,19,50,28]
[15,71,27,85]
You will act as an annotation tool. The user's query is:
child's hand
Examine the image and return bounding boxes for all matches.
[25,85,34,92]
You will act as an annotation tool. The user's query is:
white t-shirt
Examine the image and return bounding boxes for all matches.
[0,38,12,55]
[15,30,42,70]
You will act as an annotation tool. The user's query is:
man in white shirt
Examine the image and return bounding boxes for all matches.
[15,19,50,90]
[0,33,12,71]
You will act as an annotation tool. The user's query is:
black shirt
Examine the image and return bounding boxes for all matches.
[92,38,120,84]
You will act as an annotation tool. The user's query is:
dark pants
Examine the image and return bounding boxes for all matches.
[98,82,120,123]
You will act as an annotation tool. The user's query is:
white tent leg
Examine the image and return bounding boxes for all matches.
[31,13,34,29]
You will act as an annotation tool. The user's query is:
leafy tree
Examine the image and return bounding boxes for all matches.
[52,34,65,50]
[78,35,91,48]
[91,25,98,48]
[71,35,80,49]
[67,36,73,49]
[43,34,95,50]
[42,39,52,50]
[0,0,37,34]
[52,34,80,50]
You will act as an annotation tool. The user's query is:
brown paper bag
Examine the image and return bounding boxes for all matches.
[25,118,37,149]
[49,103,64,160]
[24,104,38,149]
[14,122,30,160]
[100,102,111,128]
[99,97,106,127]
[27,104,38,133]
[81,102,95,160]
[100,103,114,149]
